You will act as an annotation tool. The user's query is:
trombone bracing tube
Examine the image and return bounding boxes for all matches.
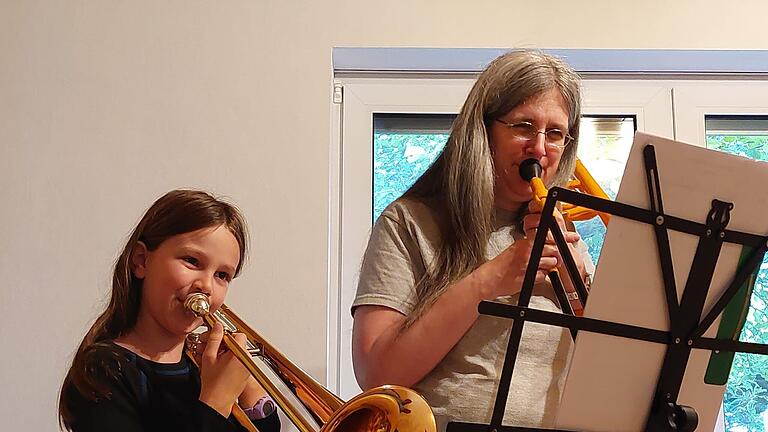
[183,293,437,432]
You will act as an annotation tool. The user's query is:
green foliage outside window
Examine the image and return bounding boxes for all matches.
[707,135,768,432]
[373,133,448,222]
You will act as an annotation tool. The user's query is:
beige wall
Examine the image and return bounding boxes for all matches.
[2,1,767,430]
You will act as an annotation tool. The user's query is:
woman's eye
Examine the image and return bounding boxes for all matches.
[511,124,533,134]
[546,129,565,141]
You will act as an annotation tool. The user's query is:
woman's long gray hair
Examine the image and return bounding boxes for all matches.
[403,50,582,327]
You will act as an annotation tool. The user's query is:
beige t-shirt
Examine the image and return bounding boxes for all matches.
[352,197,594,431]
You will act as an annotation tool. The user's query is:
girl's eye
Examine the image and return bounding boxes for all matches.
[182,256,199,266]
[216,271,232,282]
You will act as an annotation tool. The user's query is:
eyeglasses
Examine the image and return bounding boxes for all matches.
[495,119,573,150]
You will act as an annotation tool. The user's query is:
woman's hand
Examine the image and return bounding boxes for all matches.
[472,233,561,301]
[522,206,585,273]
[523,202,587,309]
[472,201,586,302]
[196,323,251,417]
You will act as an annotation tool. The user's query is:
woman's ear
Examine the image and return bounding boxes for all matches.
[130,241,149,279]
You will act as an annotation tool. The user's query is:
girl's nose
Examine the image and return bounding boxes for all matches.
[191,276,213,296]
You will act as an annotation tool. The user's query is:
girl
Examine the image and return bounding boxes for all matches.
[59,189,280,432]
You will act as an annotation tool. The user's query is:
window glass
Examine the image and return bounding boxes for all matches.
[706,115,768,432]
[373,114,452,222]
[574,116,636,264]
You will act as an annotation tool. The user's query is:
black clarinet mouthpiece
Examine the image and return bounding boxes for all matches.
[519,158,543,182]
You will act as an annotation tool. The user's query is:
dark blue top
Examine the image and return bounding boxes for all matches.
[64,341,281,432]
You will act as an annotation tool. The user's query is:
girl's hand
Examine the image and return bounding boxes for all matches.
[239,377,269,409]
[197,323,251,417]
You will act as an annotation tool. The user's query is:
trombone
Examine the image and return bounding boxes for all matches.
[563,159,611,226]
[184,293,436,432]
[528,158,611,227]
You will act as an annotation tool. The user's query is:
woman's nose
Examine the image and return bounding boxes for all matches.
[525,133,548,157]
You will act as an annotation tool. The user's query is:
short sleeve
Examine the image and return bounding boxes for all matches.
[352,200,438,317]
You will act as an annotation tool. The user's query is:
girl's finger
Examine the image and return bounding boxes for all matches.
[231,332,248,349]
[203,322,224,363]
[197,330,211,344]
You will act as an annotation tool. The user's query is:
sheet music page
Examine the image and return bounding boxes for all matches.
[555,132,768,431]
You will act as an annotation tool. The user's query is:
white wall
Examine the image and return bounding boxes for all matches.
[2,1,768,430]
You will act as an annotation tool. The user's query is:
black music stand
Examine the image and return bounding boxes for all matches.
[447,143,768,432]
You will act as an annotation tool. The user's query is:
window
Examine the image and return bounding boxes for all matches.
[705,116,768,432]
[333,77,768,432]
[332,78,672,400]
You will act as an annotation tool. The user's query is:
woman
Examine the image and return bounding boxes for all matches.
[351,50,594,430]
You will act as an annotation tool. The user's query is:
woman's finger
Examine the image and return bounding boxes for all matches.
[522,214,540,233]
[535,270,549,284]
[541,244,562,260]
[551,210,568,231]
[523,214,571,242]
[564,231,581,243]
[528,199,543,215]
[538,256,559,271]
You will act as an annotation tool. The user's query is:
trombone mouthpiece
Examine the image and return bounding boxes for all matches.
[184,293,211,317]
[519,158,543,182]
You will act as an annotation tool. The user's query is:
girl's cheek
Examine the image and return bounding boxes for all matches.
[210,293,224,309]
